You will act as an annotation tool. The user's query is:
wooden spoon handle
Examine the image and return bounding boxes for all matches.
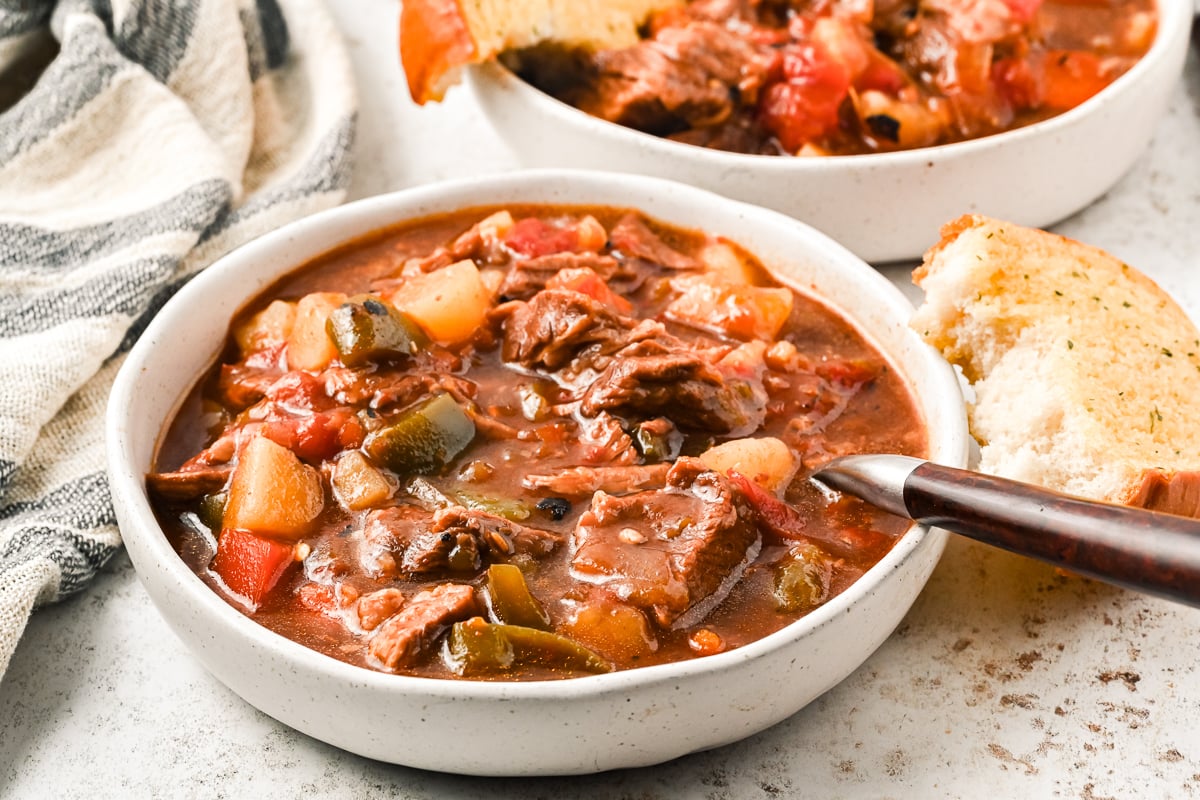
[813,455,1200,608]
[904,461,1200,607]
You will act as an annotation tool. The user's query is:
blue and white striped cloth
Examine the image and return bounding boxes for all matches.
[0,0,356,675]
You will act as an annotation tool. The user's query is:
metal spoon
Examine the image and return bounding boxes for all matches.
[812,455,1200,608]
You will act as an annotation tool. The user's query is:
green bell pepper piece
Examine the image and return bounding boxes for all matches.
[445,617,612,676]
[326,298,427,366]
[363,394,476,474]
[485,563,550,630]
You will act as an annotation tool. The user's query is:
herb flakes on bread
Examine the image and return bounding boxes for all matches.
[912,214,1200,518]
[401,0,682,104]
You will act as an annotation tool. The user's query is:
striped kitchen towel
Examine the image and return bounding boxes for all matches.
[0,0,356,675]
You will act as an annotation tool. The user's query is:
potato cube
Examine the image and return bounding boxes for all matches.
[700,436,798,493]
[234,300,296,356]
[287,292,346,371]
[332,451,394,510]
[698,240,759,286]
[387,259,490,344]
[225,436,324,539]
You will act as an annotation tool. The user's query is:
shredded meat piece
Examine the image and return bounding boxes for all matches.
[145,465,232,501]
[524,463,671,496]
[360,506,426,578]
[502,286,767,434]
[368,583,478,669]
[433,506,562,559]
[578,37,730,132]
[217,364,279,410]
[501,289,639,372]
[498,252,623,300]
[570,458,760,627]
[359,504,562,577]
[580,339,766,435]
[469,410,522,440]
[609,213,698,270]
[578,412,638,465]
[574,21,776,135]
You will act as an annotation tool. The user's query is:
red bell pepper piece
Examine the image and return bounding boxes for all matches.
[212,528,295,609]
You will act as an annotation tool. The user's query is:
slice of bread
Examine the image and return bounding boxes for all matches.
[400,0,682,104]
[912,214,1200,516]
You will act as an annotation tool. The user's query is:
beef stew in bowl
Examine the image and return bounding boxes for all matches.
[463,0,1191,261]
[147,204,927,680]
[516,0,1158,156]
[107,171,967,773]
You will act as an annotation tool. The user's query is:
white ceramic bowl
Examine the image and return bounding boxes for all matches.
[106,170,968,776]
[466,0,1192,263]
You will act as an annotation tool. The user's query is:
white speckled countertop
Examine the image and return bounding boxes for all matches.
[3,3,1199,797]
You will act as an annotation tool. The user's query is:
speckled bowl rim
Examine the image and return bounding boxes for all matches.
[465,0,1191,171]
[106,169,969,704]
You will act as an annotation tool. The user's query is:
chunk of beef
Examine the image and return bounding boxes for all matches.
[608,214,697,270]
[359,504,562,578]
[500,289,639,371]
[498,252,622,300]
[368,583,478,670]
[579,339,766,435]
[668,112,779,155]
[217,363,280,410]
[433,506,562,559]
[146,464,232,502]
[502,290,767,434]
[356,587,406,631]
[524,463,671,496]
[653,21,776,99]
[575,21,776,135]
[571,458,760,627]
[361,505,481,574]
[360,505,430,578]
[578,412,637,465]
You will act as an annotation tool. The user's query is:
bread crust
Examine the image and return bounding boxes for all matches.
[399,0,683,104]
[912,215,1200,516]
[401,0,477,104]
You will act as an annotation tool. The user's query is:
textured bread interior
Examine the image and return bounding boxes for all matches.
[912,215,1200,504]
[462,0,681,56]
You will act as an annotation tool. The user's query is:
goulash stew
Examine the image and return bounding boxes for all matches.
[148,206,926,680]
[518,0,1157,155]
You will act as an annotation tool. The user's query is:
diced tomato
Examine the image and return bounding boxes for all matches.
[992,55,1042,111]
[261,408,362,462]
[1040,50,1110,110]
[731,470,868,559]
[759,43,851,152]
[856,54,908,96]
[999,0,1043,22]
[212,528,295,608]
[547,268,633,314]
[297,582,337,613]
[728,470,809,539]
[264,371,330,412]
[504,217,580,258]
[336,412,365,449]
[815,358,880,386]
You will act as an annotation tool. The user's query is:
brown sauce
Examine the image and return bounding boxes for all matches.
[150,204,926,680]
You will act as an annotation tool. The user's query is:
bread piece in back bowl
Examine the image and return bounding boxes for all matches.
[400,0,681,103]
